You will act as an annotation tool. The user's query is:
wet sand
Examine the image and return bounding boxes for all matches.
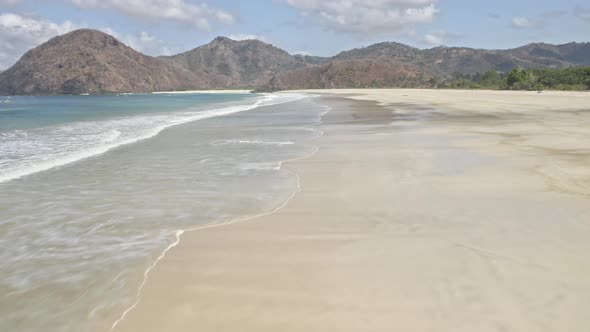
[115,89,590,332]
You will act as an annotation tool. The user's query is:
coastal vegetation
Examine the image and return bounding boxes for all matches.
[289,67,590,91]
[438,67,590,91]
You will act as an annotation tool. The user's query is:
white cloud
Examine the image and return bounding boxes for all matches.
[0,13,79,69]
[69,0,234,30]
[423,32,442,45]
[285,0,439,36]
[103,28,174,55]
[575,5,590,23]
[422,30,460,46]
[511,11,565,29]
[228,33,269,43]
[291,50,312,56]
[511,17,533,28]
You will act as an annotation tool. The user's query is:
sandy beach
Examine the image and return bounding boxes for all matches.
[151,90,253,94]
[114,89,590,332]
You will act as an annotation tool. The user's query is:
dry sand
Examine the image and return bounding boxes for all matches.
[114,89,590,332]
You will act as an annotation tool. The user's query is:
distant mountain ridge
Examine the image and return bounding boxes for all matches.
[0,29,588,95]
[161,36,310,88]
[260,41,590,91]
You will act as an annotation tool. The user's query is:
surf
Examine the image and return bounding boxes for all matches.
[0,93,306,184]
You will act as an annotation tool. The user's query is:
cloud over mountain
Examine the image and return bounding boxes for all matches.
[422,30,460,46]
[69,0,234,30]
[0,13,79,69]
[511,17,534,28]
[0,12,177,69]
[228,34,270,43]
[285,0,439,36]
[511,10,567,29]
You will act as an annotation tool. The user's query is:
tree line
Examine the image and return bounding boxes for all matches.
[434,67,590,91]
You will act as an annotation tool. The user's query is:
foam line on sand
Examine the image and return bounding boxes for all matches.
[110,102,331,331]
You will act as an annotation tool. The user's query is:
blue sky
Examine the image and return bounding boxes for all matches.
[1,0,589,69]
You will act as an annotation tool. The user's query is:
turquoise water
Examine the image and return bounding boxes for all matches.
[0,93,327,331]
[0,93,267,131]
[0,93,266,183]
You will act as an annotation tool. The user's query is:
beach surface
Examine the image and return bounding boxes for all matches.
[114,89,590,332]
[151,89,252,94]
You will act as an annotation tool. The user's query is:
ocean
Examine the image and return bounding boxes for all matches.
[0,92,328,331]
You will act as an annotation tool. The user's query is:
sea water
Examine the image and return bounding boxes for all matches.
[0,92,328,331]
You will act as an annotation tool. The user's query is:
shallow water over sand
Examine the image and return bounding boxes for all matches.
[0,94,328,332]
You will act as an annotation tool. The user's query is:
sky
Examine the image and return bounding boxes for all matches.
[0,0,589,69]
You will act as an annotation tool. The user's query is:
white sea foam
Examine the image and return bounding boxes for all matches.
[217,139,295,146]
[0,93,306,184]
[239,162,283,171]
[100,130,122,143]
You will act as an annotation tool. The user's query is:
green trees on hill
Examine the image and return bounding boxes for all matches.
[479,70,503,87]
[439,67,590,91]
[532,67,590,90]
[506,69,530,88]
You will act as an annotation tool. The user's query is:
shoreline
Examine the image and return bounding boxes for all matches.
[0,93,328,332]
[110,100,329,330]
[112,96,389,332]
[114,89,590,332]
[0,93,295,185]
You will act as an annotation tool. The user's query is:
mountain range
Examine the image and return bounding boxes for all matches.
[0,29,588,95]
